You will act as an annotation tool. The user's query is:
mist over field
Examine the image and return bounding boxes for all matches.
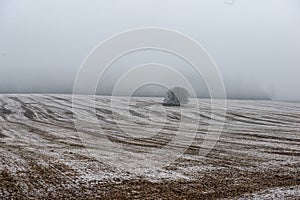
[0,0,300,101]
[1,1,300,199]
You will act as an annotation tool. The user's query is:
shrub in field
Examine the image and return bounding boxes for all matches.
[163,87,189,106]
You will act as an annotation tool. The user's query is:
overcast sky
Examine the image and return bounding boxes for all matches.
[0,0,299,101]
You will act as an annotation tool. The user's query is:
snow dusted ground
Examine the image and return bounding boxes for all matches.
[0,94,299,199]
[235,186,300,199]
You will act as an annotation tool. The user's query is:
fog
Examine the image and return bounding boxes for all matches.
[0,0,299,101]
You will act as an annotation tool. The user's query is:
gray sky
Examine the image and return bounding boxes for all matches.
[0,0,300,101]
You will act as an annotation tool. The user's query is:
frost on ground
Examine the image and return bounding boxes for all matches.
[235,186,300,200]
[0,94,299,199]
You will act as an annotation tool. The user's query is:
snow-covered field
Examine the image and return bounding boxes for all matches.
[0,94,299,199]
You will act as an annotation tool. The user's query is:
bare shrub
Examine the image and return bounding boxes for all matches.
[163,87,189,106]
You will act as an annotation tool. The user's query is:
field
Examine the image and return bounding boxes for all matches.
[0,94,299,199]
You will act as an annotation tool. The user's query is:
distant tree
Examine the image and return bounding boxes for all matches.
[163,87,190,106]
